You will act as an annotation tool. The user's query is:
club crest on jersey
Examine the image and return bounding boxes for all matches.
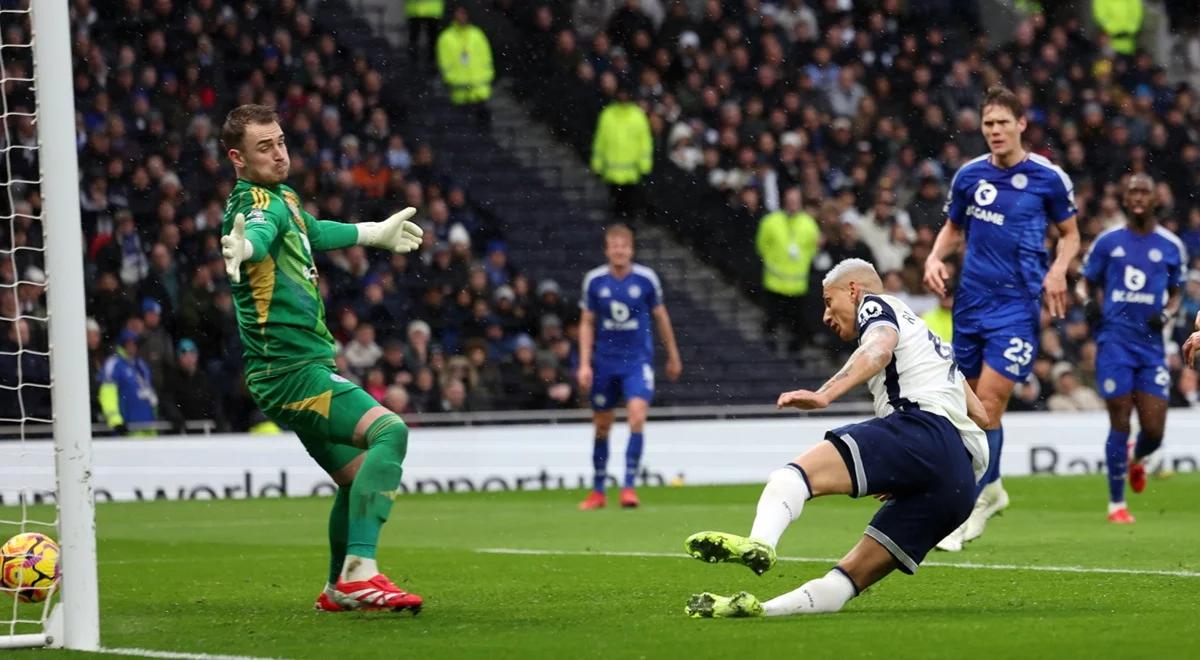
[1011,173,1028,190]
[1149,248,1163,263]
[599,287,611,298]
[629,284,641,298]
[974,180,998,206]
[1103,378,1116,393]
[857,300,883,327]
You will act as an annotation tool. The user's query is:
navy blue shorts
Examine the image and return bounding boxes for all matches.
[826,410,977,574]
[590,361,655,411]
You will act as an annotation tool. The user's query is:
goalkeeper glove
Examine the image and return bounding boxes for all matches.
[220,213,255,284]
[356,208,424,253]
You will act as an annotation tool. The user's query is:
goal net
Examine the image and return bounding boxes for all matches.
[0,0,100,650]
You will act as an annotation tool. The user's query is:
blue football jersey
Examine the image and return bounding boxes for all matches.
[945,153,1077,299]
[581,263,662,368]
[1082,225,1186,346]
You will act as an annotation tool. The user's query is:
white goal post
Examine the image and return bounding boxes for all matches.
[0,0,100,650]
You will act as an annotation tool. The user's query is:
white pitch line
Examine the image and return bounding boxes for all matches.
[476,547,1200,578]
[97,648,280,660]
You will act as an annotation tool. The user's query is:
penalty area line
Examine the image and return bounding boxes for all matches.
[475,547,1200,578]
[96,647,281,660]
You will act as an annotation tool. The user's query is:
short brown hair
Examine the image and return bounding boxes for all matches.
[604,223,634,244]
[981,86,1023,120]
[221,104,279,151]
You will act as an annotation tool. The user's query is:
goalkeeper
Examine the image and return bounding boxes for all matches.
[219,104,424,613]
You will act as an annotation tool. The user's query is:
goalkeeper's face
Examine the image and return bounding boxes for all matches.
[231,121,290,185]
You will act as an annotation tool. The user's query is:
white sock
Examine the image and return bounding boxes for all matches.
[748,465,811,548]
[763,569,858,616]
[1108,501,1127,514]
[340,555,379,582]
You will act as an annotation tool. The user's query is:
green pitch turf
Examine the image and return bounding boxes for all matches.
[5,473,1200,659]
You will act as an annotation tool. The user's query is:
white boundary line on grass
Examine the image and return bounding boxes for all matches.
[475,547,1200,578]
[97,647,280,660]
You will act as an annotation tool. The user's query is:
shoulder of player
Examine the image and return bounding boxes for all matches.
[631,263,662,288]
[857,293,902,325]
[1152,226,1187,260]
[1090,225,1124,249]
[1026,153,1074,190]
[949,153,991,188]
[581,265,608,291]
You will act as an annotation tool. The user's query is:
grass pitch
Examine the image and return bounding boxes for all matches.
[5,473,1199,659]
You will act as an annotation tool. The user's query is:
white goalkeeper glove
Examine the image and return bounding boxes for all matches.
[220,213,255,284]
[356,208,424,253]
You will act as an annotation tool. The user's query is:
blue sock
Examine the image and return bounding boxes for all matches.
[980,427,1004,489]
[592,437,609,493]
[624,432,644,488]
[1133,432,1161,462]
[1106,429,1130,503]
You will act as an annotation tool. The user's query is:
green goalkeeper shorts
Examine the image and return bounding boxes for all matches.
[246,362,380,474]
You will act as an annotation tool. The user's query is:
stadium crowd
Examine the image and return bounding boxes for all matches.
[1,0,583,435]
[3,0,1200,435]
[506,0,1200,409]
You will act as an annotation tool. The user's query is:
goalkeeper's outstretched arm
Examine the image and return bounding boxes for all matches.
[307,207,423,253]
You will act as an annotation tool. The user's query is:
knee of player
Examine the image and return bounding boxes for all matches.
[367,413,409,450]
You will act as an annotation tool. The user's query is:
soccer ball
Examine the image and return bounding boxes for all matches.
[1,532,61,603]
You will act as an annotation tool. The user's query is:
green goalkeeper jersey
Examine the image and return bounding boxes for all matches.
[222,178,359,378]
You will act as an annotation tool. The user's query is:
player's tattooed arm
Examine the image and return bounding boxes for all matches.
[962,379,990,429]
[777,325,898,410]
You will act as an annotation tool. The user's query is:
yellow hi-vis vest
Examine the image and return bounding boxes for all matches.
[437,23,494,104]
[590,101,653,185]
[406,0,443,18]
[755,210,820,296]
[1093,0,1143,55]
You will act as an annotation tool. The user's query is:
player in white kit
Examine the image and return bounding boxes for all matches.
[684,259,989,618]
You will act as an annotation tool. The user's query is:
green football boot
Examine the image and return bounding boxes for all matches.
[684,531,777,576]
[685,591,764,619]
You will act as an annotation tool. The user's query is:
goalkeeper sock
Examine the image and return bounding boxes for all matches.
[748,464,811,548]
[763,568,858,616]
[327,486,350,584]
[344,414,408,569]
[592,436,609,493]
[1105,429,1130,504]
[623,432,643,488]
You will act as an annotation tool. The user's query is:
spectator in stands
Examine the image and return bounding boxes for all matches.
[1047,361,1106,412]
[591,84,653,221]
[438,6,495,126]
[383,385,411,415]
[855,189,913,275]
[406,0,444,66]
[161,338,227,434]
[344,322,384,376]
[138,298,174,391]
[755,186,819,352]
[99,329,158,436]
[0,318,50,423]
[1093,0,1143,56]
[923,289,955,344]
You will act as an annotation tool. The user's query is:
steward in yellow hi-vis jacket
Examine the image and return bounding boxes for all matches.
[591,86,652,220]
